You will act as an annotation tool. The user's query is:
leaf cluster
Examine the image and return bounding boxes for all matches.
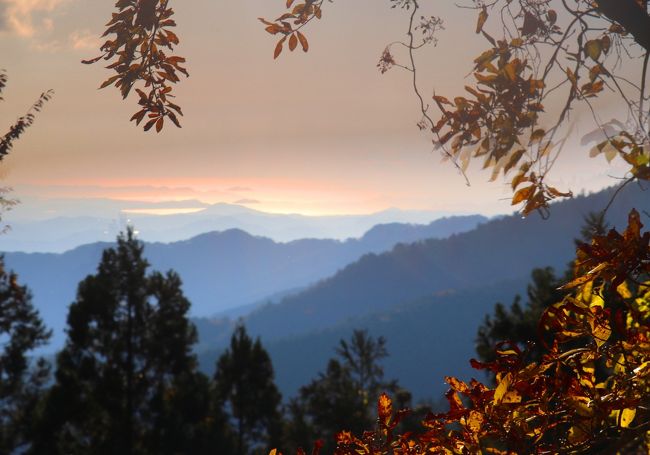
[83,0,187,132]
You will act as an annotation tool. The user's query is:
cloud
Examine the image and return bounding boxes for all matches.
[1,0,69,38]
[228,186,253,192]
[69,29,99,50]
[234,198,260,205]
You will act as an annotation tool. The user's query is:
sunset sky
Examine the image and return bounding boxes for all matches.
[0,0,630,218]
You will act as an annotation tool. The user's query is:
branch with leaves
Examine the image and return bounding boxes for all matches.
[261,0,650,217]
[83,0,187,132]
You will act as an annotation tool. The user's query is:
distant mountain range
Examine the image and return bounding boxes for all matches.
[3,215,486,348]
[192,183,649,401]
[1,197,462,252]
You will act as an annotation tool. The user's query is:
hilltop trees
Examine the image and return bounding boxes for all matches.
[285,330,403,454]
[475,267,567,371]
[215,324,284,455]
[0,257,50,453]
[32,229,230,455]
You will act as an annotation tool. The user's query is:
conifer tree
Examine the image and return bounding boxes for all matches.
[32,229,231,455]
[0,256,50,453]
[214,324,283,455]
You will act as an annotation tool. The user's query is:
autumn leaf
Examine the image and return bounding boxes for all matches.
[476,7,488,34]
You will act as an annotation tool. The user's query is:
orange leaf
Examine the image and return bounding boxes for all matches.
[296,31,309,52]
[512,185,535,205]
[274,37,286,59]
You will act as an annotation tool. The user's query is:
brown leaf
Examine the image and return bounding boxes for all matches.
[289,33,298,51]
[476,7,488,34]
[274,37,286,59]
[512,185,535,205]
[296,31,309,52]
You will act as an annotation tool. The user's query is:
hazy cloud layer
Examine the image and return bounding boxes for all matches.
[0,0,69,37]
[234,198,261,205]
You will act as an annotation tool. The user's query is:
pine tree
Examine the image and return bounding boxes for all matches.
[31,229,231,454]
[214,324,283,455]
[0,256,50,453]
[285,330,401,454]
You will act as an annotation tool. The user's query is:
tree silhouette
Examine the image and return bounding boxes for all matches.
[31,229,227,455]
[285,330,402,454]
[476,267,568,374]
[0,256,50,453]
[214,324,283,455]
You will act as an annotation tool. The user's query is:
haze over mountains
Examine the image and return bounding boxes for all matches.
[3,183,648,402]
[1,196,461,252]
[3,214,486,348]
[194,184,649,399]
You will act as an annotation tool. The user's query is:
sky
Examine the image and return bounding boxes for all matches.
[0,0,632,218]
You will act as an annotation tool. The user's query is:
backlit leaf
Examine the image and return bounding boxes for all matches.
[584,40,602,61]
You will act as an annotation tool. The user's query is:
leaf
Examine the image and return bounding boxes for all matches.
[274,37,286,59]
[521,11,541,36]
[493,373,511,404]
[99,75,121,89]
[511,172,529,190]
[530,129,545,143]
[504,62,517,81]
[476,7,488,34]
[155,116,164,133]
[467,410,483,432]
[512,185,535,205]
[289,33,298,51]
[378,393,392,423]
[619,408,636,428]
[296,31,309,52]
[504,149,526,174]
[143,118,157,132]
[584,40,602,61]
[446,376,469,393]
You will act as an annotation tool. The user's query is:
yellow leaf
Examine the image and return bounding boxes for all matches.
[616,281,633,298]
[467,410,484,432]
[512,185,535,205]
[619,408,636,428]
[584,40,602,61]
[493,373,510,404]
[503,390,522,403]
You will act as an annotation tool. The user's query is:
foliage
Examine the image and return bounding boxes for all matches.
[284,330,403,454]
[83,0,187,132]
[215,324,284,455]
[31,229,228,454]
[0,256,51,453]
[286,210,649,454]
[255,2,650,453]
[476,267,568,373]
[262,0,650,217]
